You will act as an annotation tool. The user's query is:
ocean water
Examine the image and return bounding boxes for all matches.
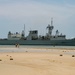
[0,45,75,55]
[0,45,75,49]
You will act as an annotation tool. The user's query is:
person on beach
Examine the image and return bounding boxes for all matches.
[15,44,19,48]
[17,44,19,48]
[15,44,17,47]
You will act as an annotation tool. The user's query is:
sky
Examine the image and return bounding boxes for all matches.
[0,0,75,39]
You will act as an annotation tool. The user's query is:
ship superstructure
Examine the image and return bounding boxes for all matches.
[7,18,66,41]
[8,31,25,40]
[45,18,66,40]
[0,18,75,46]
[27,30,38,40]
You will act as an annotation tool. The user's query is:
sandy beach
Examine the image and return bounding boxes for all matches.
[0,46,75,75]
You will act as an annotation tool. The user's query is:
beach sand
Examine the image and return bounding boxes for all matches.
[0,47,75,75]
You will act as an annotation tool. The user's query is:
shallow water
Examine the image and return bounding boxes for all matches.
[0,45,75,49]
[0,45,75,55]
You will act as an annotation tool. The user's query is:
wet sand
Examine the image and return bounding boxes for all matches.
[0,47,75,75]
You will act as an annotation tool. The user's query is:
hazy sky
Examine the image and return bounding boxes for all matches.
[0,0,75,38]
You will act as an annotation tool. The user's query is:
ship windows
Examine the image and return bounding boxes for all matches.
[30,30,38,34]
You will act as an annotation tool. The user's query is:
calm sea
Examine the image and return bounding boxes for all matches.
[0,45,75,49]
[0,45,75,55]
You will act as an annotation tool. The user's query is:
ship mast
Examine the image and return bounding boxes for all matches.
[24,24,25,37]
[47,18,54,37]
[51,18,53,26]
[21,24,25,38]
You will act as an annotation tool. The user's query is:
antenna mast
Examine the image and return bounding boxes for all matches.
[51,18,53,26]
[24,24,25,37]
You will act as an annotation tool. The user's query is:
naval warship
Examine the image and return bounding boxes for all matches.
[0,18,75,46]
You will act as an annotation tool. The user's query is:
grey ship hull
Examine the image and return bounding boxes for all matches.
[0,39,75,46]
